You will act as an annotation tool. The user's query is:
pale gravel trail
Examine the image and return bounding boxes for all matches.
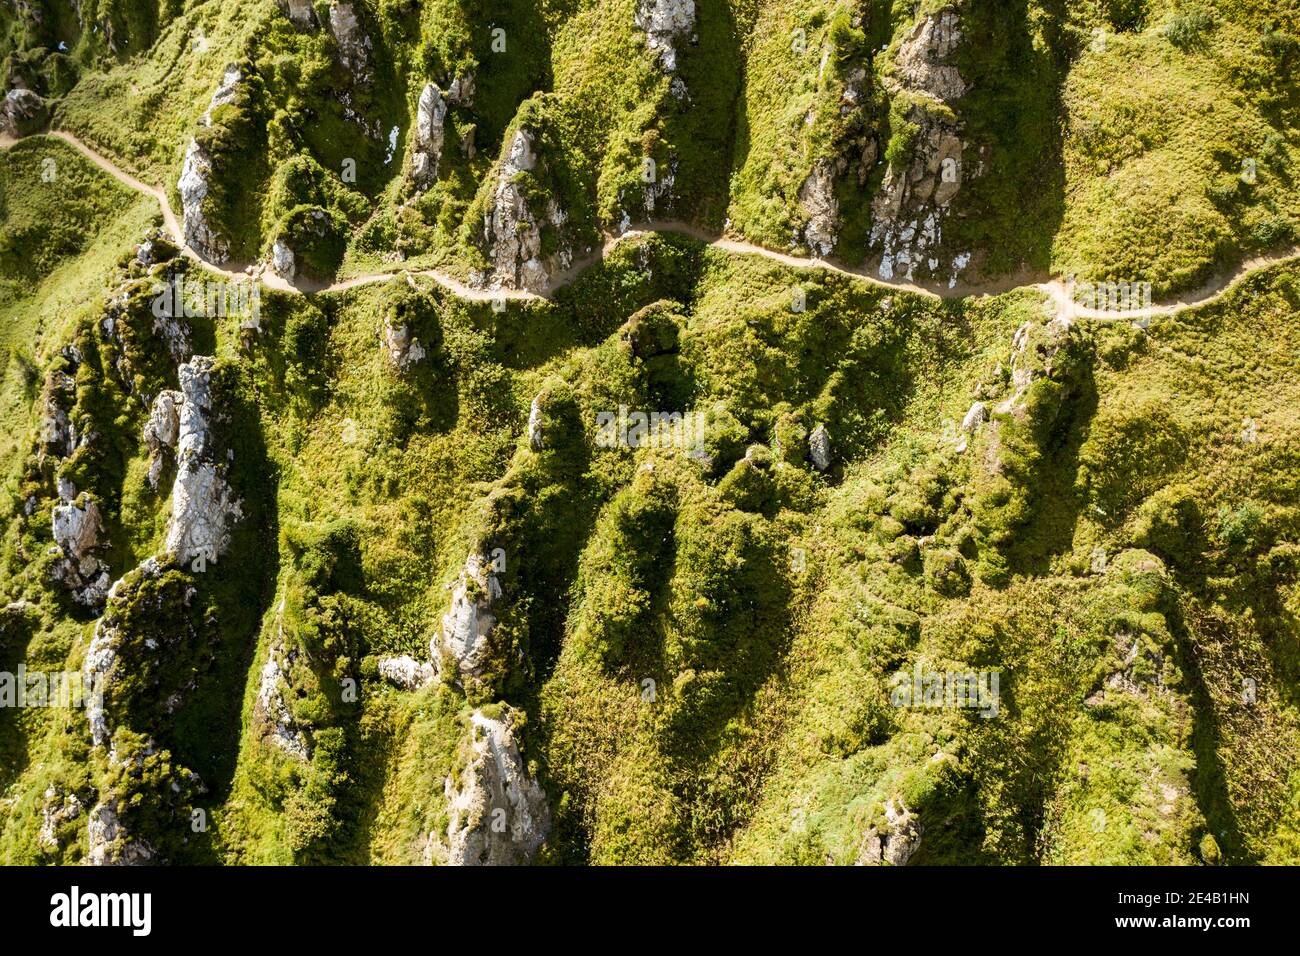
[11,131,1300,318]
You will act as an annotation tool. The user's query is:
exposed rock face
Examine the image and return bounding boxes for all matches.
[635,0,696,73]
[38,787,83,853]
[799,159,840,257]
[956,399,987,453]
[895,9,967,103]
[447,74,475,107]
[1,86,48,135]
[329,1,373,84]
[383,314,426,370]
[431,553,500,680]
[178,66,242,264]
[38,369,76,460]
[441,709,549,865]
[482,128,569,292]
[378,654,435,690]
[143,389,183,489]
[87,798,154,866]
[527,396,544,451]
[163,357,242,568]
[410,82,447,185]
[51,495,110,606]
[276,0,319,31]
[855,798,921,866]
[271,240,296,282]
[870,8,971,283]
[255,653,310,760]
[808,424,833,472]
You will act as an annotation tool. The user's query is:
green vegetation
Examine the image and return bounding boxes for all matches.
[0,0,1297,867]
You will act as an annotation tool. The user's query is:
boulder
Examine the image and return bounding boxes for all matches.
[0,87,48,136]
[382,315,426,370]
[378,654,435,690]
[271,240,296,281]
[808,424,833,472]
[441,709,550,865]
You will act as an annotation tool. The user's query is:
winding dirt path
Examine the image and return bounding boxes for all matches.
[11,131,1300,318]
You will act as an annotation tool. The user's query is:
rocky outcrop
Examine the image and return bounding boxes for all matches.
[178,66,242,264]
[37,368,76,460]
[798,159,839,257]
[51,494,110,606]
[635,0,696,73]
[86,798,154,866]
[255,652,310,760]
[329,1,373,84]
[382,313,426,370]
[808,424,833,472]
[527,396,544,452]
[38,787,83,853]
[440,709,549,865]
[448,74,475,107]
[143,389,182,489]
[431,552,500,681]
[894,10,966,102]
[276,0,319,31]
[378,654,435,690]
[870,8,972,284]
[162,357,242,568]
[855,798,921,866]
[1,86,48,135]
[410,82,447,185]
[482,128,570,293]
[271,240,296,282]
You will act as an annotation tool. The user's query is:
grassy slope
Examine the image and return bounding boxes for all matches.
[0,0,1297,866]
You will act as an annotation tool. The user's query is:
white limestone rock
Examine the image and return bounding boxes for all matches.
[163,357,242,568]
[855,798,922,866]
[86,798,154,867]
[271,240,296,281]
[329,1,373,84]
[411,82,448,185]
[143,389,183,489]
[51,496,109,606]
[482,128,563,293]
[440,709,550,865]
[527,395,544,452]
[635,0,696,73]
[378,654,435,690]
[798,159,840,257]
[255,652,310,760]
[178,66,242,264]
[277,0,319,30]
[431,553,500,680]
